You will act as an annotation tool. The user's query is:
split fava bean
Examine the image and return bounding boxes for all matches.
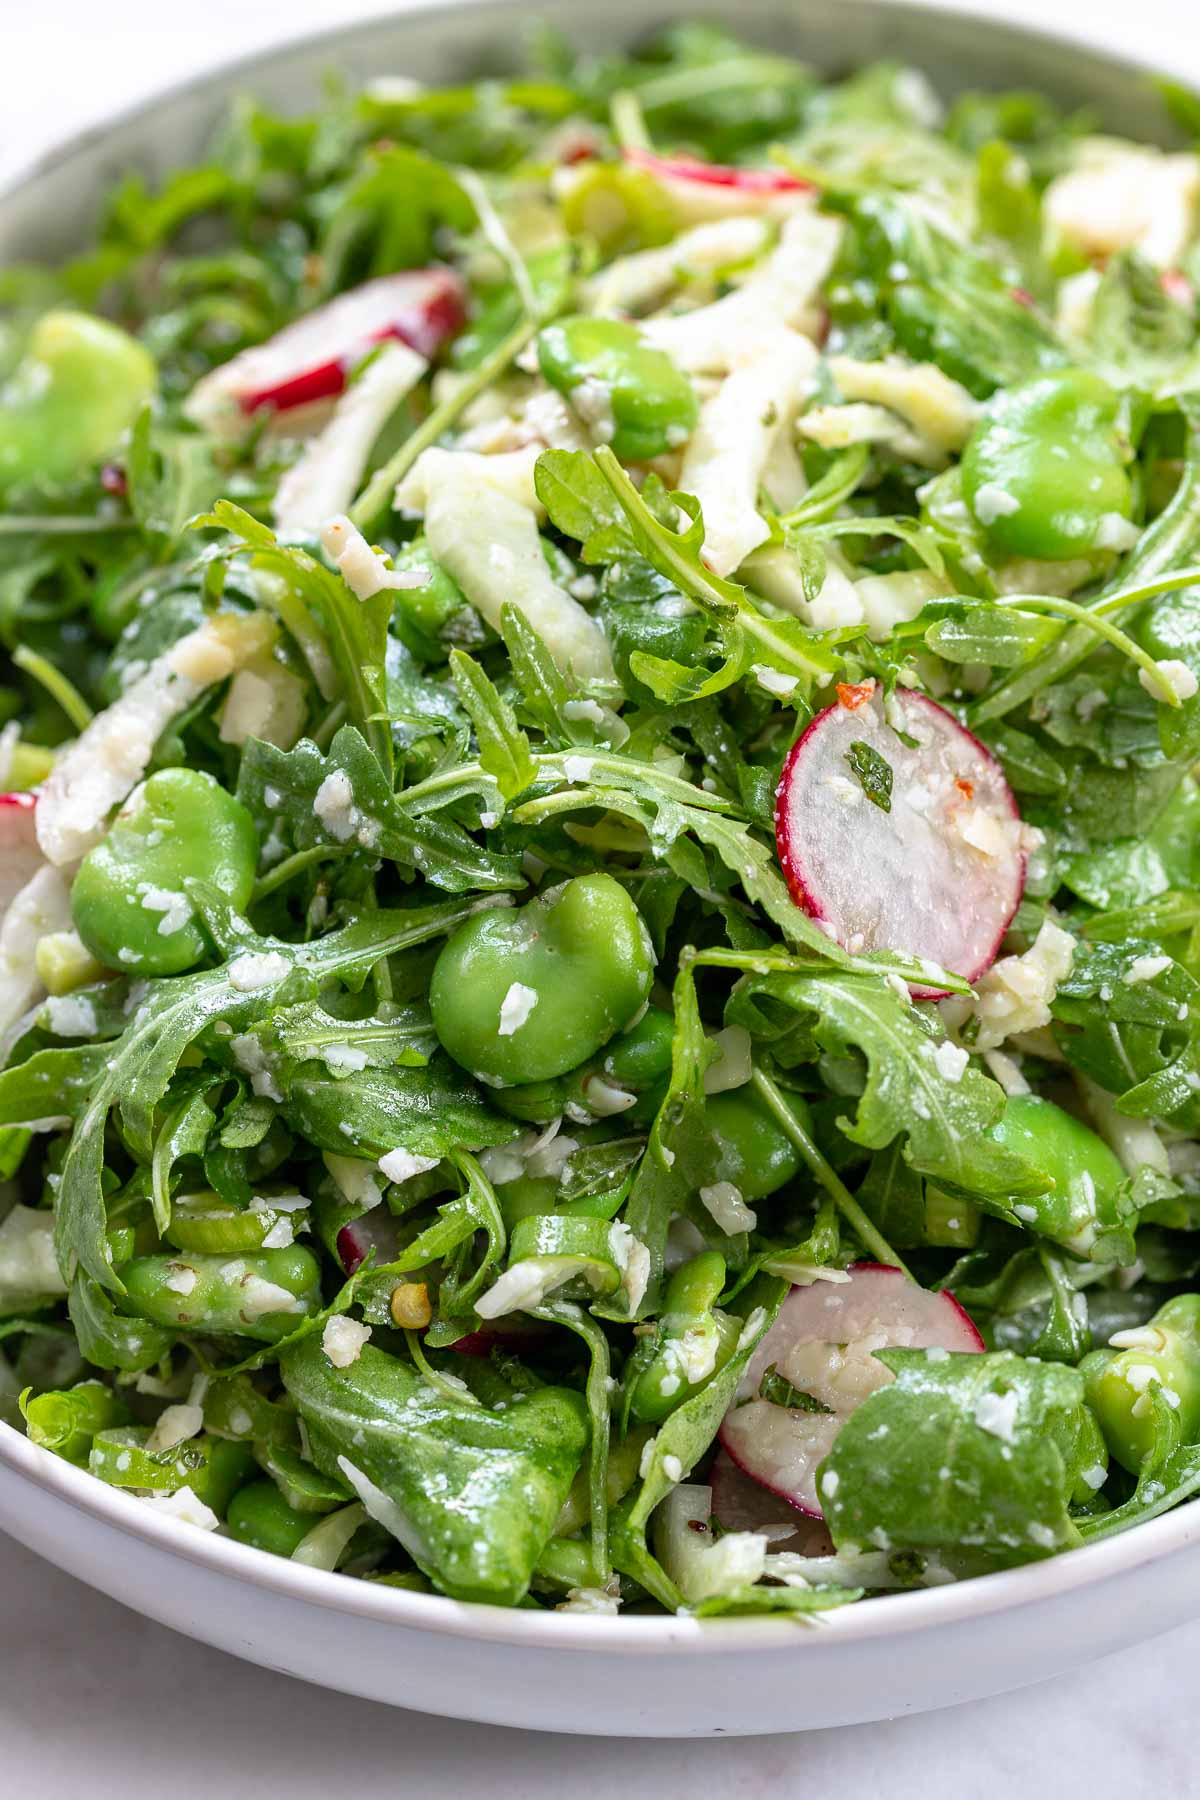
[536,316,699,460]
[961,369,1133,560]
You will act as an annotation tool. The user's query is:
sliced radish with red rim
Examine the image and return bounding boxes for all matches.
[625,149,812,219]
[185,269,466,433]
[709,1448,834,1554]
[0,793,43,920]
[774,685,1027,990]
[719,1264,983,1517]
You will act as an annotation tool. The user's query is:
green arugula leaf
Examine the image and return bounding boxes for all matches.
[821,1349,1091,1562]
[448,648,535,800]
[281,1334,588,1605]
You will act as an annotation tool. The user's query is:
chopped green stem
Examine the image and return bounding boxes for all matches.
[349,315,541,533]
[250,844,355,904]
[12,645,94,732]
[610,89,653,153]
[751,1064,911,1276]
[778,445,871,532]
[996,589,1185,706]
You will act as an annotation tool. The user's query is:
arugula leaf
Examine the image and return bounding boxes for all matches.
[448,648,535,801]
[54,893,503,1292]
[821,1349,1090,1562]
[730,968,1041,1202]
[238,727,522,893]
[844,739,893,811]
[281,1334,588,1605]
[758,1363,834,1412]
[591,449,842,689]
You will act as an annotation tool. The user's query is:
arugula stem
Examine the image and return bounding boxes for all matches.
[593,446,838,683]
[0,515,135,536]
[610,89,653,153]
[777,444,870,532]
[12,645,94,733]
[994,591,1182,705]
[349,315,540,534]
[750,1064,911,1276]
[250,844,355,904]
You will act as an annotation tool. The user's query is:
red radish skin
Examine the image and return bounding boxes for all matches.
[774,685,1027,990]
[336,1210,403,1275]
[709,1448,834,1554]
[185,269,466,430]
[0,793,43,919]
[719,1264,983,1518]
[450,1321,553,1358]
[626,149,813,199]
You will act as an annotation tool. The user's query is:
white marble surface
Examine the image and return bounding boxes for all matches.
[3,0,1200,1788]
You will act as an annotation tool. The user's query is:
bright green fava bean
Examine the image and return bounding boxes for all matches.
[986,1094,1125,1254]
[537,316,698,461]
[430,873,655,1087]
[117,1247,323,1342]
[961,370,1132,559]
[704,1088,805,1204]
[226,1479,316,1557]
[1081,1294,1200,1473]
[0,310,156,491]
[71,768,258,977]
[628,1252,741,1424]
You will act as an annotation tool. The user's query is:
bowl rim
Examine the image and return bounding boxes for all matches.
[1,0,1197,1653]
[5,1409,1200,1651]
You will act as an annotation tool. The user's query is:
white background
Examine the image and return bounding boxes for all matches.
[1,2,1198,1794]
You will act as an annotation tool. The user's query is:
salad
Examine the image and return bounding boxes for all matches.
[4,22,1200,1621]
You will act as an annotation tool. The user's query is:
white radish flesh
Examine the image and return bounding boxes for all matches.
[774,686,1026,985]
[719,1264,982,1517]
[709,1449,834,1554]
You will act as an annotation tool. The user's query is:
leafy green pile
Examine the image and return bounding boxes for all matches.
[5,21,1200,1618]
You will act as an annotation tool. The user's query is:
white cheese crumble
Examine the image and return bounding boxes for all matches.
[139,886,192,937]
[698,1180,758,1234]
[498,981,539,1036]
[1140,658,1199,703]
[227,951,291,992]
[322,1314,373,1368]
[164,1264,198,1295]
[943,919,1075,1052]
[752,664,801,697]
[229,1033,283,1102]
[43,993,98,1038]
[972,482,1021,525]
[1125,954,1172,985]
[138,1486,220,1532]
[321,1042,369,1076]
[973,1388,1019,1443]
[378,1147,440,1185]
[931,1040,969,1083]
[146,1402,205,1454]
[319,515,426,601]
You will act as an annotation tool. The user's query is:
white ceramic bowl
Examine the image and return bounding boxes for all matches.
[1,0,1196,1737]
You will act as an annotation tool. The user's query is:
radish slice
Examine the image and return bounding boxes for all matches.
[449,1320,553,1358]
[184,269,466,436]
[627,150,813,221]
[336,1211,402,1276]
[0,794,42,920]
[774,685,1026,986]
[709,1449,834,1554]
[719,1265,983,1517]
